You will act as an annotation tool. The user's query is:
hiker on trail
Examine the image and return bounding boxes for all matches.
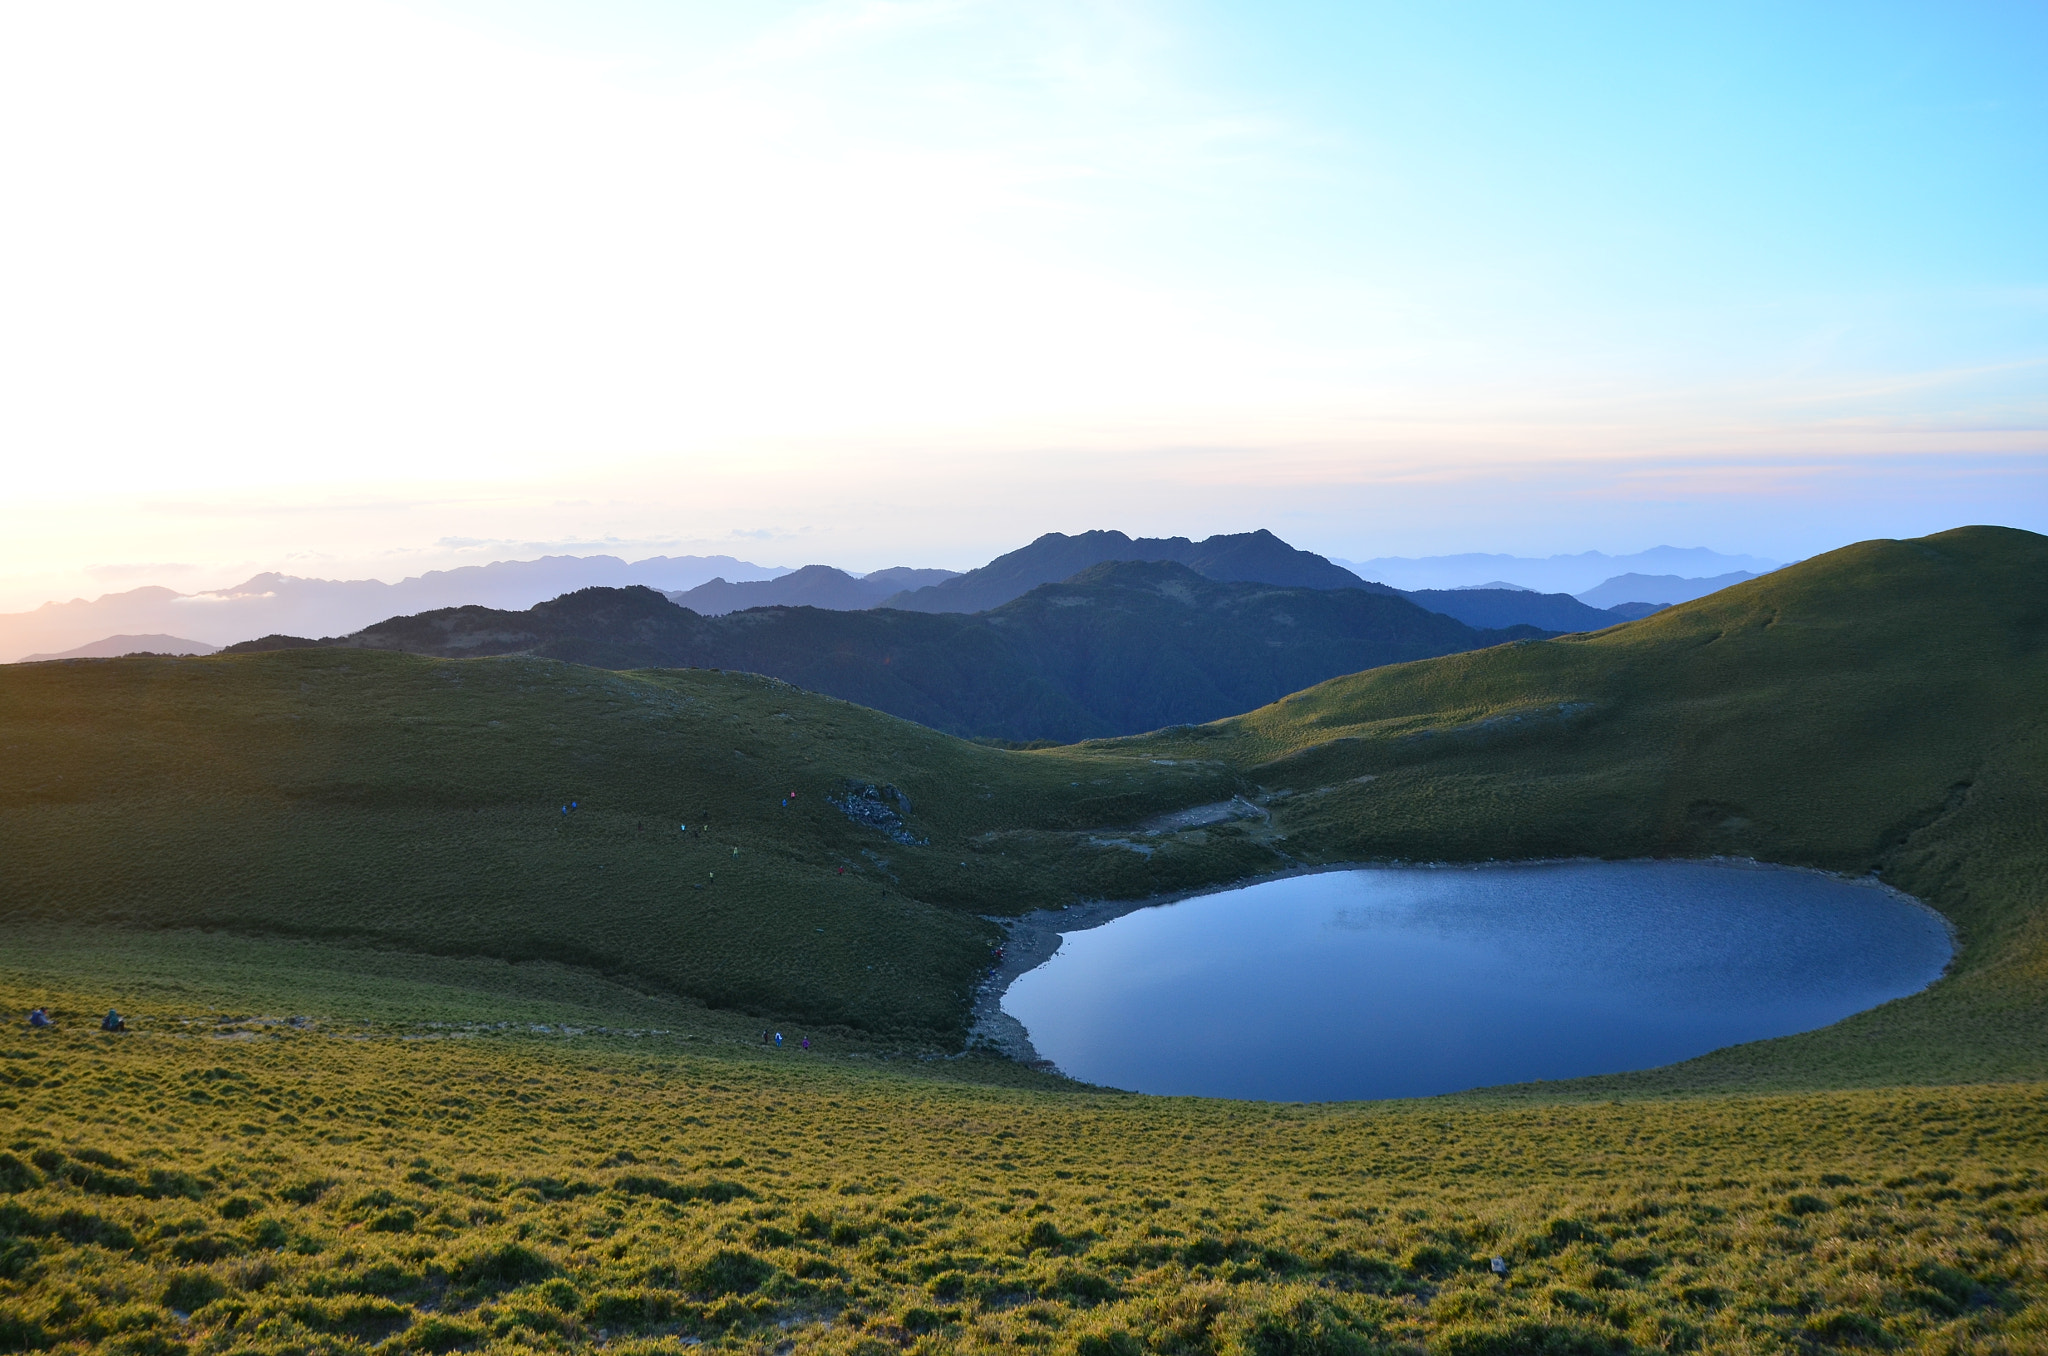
[27,1008,51,1029]
[101,1010,124,1032]
[774,1031,783,1048]
[801,1037,810,1051]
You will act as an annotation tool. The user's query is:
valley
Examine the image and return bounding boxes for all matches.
[3,525,2045,1354]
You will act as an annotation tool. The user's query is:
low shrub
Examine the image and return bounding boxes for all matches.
[406,1316,486,1352]
[457,1243,557,1290]
[684,1248,773,1297]
[0,1157,37,1195]
[160,1270,227,1314]
[1803,1310,1891,1347]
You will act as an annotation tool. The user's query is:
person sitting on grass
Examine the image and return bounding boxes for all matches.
[101,1010,125,1032]
[27,1008,51,1029]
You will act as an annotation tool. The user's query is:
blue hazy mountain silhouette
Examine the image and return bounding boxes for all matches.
[669,565,959,616]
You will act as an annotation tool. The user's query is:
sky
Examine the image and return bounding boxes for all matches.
[1,0,2043,609]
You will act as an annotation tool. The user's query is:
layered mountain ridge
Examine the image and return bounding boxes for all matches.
[668,565,959,616]
[227,561,1547,742]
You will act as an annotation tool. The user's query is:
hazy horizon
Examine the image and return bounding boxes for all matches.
[3,535,1778,615]
[2,2,2041,611]
[0,531,1787,664]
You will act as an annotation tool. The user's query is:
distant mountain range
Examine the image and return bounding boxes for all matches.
[1335,547,1781,595]
[225,561,1549,742]
[669,565,959,616]
[18,634,218,662]
[1574,571,1762,608]
[1397,588,1623,632]
[0,554,786,663]
[8,530,1777,666]
[859,530,1681,633]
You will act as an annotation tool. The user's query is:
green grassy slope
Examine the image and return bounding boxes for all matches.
[4,526,2046,1087]
[0,650,1246,1043]
[1116,526,2048,1088]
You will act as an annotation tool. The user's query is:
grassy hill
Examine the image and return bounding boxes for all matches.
[0,647,1262,1042]
[4,526,2048,1354]
[5,526,2046,1072]
[1114,525,2048,1088]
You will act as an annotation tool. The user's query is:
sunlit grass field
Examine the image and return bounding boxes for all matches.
[4,525,2048,1352]
[4,957,2046,1356]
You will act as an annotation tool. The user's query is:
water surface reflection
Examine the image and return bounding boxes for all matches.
[1000,860,1951,1101]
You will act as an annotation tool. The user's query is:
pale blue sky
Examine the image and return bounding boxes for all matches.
[422,0,2048,370]
[0,0,2041,604]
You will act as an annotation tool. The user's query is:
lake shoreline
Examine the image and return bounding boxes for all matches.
[967,855,1946,1077]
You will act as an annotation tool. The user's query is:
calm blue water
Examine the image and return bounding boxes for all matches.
[1000,860,1952,1101]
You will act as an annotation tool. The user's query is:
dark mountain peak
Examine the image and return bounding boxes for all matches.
[880,528,1377,614]
[860,565,960,590]
[531,584,678,620]
[333,585,704,666]
[986,559,1216,613]
[1047,557,1206,587]
[1177,530,1382,592]
[1029,528,1191,551]
[1025,559,1273,607]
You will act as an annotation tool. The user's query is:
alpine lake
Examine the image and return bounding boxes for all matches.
[999,859,1953,1101]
